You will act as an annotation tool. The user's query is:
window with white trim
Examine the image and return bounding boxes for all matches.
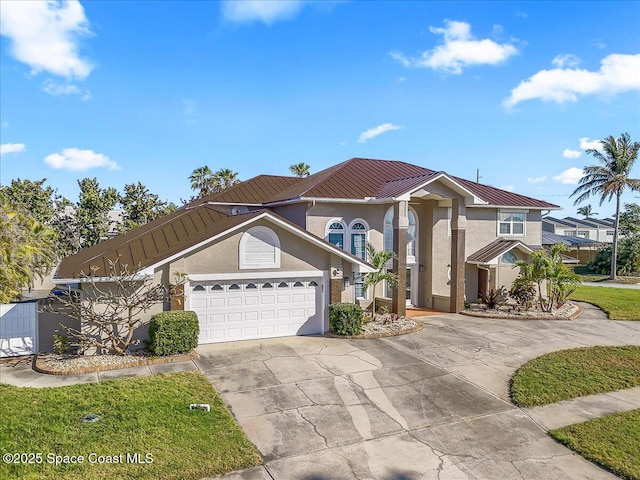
[239,226,281,269]
[326,220,345,249]
[349,219,369,298]
[384,207,418,262]
[498,211,525,236]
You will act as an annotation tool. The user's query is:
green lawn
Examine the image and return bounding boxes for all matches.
[570,285,640,320]
[551,409,640,480]
[0,372,261,480]
[511,346,640,407]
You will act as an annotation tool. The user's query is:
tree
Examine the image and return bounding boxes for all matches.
[119,182,176,232]
[514,244,581,312]
[576,204,598,219]
[570,132,640,280]
[50,260,185,355]
[216,168,240,190]
[0,178,59,224]
[189,166,218,198]
[289,163,311,178]
[362,243,398,315]
[76,178,119,248]
[0,200,57,302]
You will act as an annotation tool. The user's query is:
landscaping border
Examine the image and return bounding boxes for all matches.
[325,319,423,339]
[33,350,199,375]
[460,302,582,321]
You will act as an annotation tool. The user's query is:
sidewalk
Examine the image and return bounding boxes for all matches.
[524,386,640,430]
[582,281,640,289]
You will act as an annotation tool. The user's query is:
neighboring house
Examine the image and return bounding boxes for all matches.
[542,216,616,243]
[53,158,559,345]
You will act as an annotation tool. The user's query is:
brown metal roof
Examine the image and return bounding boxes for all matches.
[56,206,264,279]
[198,175,302,205]
[454,176,559,209]
[266,158,432,202]
[467,238,532,264]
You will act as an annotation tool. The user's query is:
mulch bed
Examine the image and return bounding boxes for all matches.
[460,301,582,320]
[33,349,199,375]
[326,314,423,339]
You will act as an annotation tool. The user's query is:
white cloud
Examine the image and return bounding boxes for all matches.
[505,53,640,107]
[390,20,518,74]
[1,143,26,156]
[499,185,514,192]
[43,79,90,99]
[221,0,305,25]
[44,148,119,171]
[527,176,547,183]
[551,54,580,68]
[553,167,584,184]
[579,137,603,152]
[0,0,93,79]
[562,149,581,159]
[358,123,403,143]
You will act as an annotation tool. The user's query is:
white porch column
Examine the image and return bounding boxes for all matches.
[450,198,466,313]
[392,200,408,316]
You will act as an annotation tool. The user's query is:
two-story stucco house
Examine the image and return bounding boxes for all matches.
[54,158,559,345]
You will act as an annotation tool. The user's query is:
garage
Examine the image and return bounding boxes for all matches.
[188,276,324,344]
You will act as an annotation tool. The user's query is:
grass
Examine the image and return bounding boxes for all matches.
[570,285,640,320]
[0,372,261,480]
[511,346,640,408]
[571,265,640,285]
[550,409,640,480]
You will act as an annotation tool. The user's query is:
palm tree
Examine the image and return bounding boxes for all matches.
[188,166,218,198]
[289,163,311,178]
[215,168,240,191]
[570,132,640,279]
[362,243,398,316]
[576,204,598,219]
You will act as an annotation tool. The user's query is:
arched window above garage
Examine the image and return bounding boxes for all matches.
[239,226,281,269]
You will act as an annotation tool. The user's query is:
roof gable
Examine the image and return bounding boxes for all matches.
[467,238,533,265]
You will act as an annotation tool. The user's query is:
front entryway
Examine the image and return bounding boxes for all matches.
[188,277,323,344]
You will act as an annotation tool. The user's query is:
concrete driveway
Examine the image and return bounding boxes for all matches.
[197,303,640,480]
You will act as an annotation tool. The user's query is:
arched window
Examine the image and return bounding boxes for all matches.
[502,251,517,264]
[384,207,418,262]
[326,220,346,249]
[349,220,368,260]
[239,226,281,269]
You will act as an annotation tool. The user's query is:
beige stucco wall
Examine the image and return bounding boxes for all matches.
[270,203,309,229]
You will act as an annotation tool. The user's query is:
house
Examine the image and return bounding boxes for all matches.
[53,158,559,345]
[542,216,616,243]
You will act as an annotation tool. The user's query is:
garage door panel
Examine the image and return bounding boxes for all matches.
[192,277,322,344]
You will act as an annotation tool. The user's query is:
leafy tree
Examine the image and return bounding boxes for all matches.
[619,202,640,237]
[514,244,581,312]
[289,163,311,178]
[189,166,218,198]
[570,132,640,279]
[0,200,57,302]
[362,243,398,315]
[119,182,176,232]
[576,204,598,219]
[76,178,119,248]
[216,168,240,190]
[0,178,59,224]
[49,260,185,355]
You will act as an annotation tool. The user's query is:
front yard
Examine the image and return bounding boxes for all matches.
[0,372,261,480]
[570,285,640,320]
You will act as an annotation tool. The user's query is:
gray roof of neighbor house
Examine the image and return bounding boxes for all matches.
[543,217,579,228]
[55,205,372,280]
[467,238,534,264]
[201,158,559,209]
[542,232,602,246]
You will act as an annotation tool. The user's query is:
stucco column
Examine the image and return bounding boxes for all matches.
[392,201,408,316]
[450,198,466,313]
[329,265,343,304]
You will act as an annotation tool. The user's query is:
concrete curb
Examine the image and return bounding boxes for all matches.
[459,302,583,321]
[325,319,424,339]
[33,350,199,375]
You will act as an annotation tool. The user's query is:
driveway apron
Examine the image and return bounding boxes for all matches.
[198,303,639,479]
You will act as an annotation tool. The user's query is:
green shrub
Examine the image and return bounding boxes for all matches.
[329,303,363,336]
[148,311,199,355]
[53,333,70,355]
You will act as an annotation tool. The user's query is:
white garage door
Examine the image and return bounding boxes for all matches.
[189,277,323,344]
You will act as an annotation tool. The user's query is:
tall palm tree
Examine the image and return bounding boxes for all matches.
[576,204,598,219]
[570,132,640,279]
[188,166,218,198]
[289,163,311,178]
[215,168,240,191]
[363,243,398,316]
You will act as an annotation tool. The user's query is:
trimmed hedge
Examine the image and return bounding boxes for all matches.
[329,303,363,336]
[148,311,199,355]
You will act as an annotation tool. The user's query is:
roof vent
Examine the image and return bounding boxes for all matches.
[232,206,249,215]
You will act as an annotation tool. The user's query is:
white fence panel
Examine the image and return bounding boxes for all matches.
[0,302,38,357]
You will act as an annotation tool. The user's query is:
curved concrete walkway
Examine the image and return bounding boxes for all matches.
[1,302,639,480]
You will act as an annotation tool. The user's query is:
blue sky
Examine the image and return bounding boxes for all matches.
[1,0,639,217]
